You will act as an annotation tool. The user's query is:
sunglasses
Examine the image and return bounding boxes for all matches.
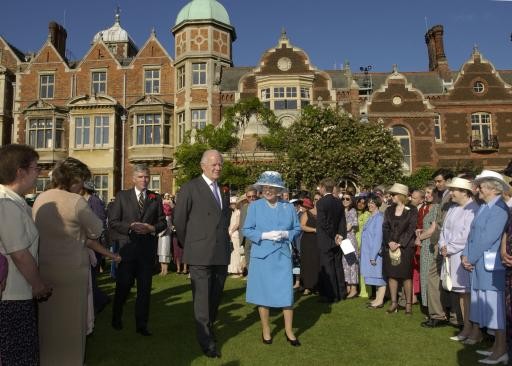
[342,197,352,201]
[246,194,257,199]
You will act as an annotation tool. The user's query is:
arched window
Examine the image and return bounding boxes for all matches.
[471,112,491,144]
[392,125,412,175]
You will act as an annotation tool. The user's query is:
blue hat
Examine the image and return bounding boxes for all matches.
[254,171,286,190]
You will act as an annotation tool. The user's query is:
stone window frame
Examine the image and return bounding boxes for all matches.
[27,117,64,149]
[177,65,186,90]
[258,83,312,111]
[191,109,207,130]
[39,73,55,99]
[74,115,91,148]
[93,174,109,202]
[434,114,442,143]
[177,111,186,144]
[471,78,487,96]
[144,68,161,95]
[192,62,207,86]
[91,70,107,95]
[93,115,110,147]
[133,112,171,145]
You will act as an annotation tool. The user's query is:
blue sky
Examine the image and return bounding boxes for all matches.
[2,0,512,72]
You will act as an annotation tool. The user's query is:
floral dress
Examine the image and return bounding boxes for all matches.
[420,203,440,307]
[342,208,359,284]
[505,214,512,354]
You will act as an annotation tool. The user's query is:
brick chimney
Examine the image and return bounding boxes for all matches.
[48,21,67,59]
[425,25,451,81]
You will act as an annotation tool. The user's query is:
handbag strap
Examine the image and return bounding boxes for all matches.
[444,256,450,273]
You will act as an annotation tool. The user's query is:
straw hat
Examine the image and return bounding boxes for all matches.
[446,177,473,191]
[236,194,247,205]
[474,170,510,192]
[254,171,286,190]
[387,183,409,196]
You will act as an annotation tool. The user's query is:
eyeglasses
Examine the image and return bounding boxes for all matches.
[246,194,257,199]
[342,197,351,201]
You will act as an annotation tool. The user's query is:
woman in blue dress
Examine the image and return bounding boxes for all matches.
[243,171,301,346]
[360,194,386,308]
[462,170,509,364]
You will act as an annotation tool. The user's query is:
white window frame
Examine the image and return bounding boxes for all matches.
[392,125,412,175]
[471,112,492,142]
[135,113,163,145]
[191,109,207,130]
[39,74,55,99]
[150,175,161,193]
[93,174,109,202]
[434,114,442,143]
[91,71,107,94]
[144,69,160,94]
[94,116,109,147]
[192,63,207,86]
[473,81,485,94]
[75,116,91,147]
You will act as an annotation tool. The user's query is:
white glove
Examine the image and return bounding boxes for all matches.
[261,231,282,241]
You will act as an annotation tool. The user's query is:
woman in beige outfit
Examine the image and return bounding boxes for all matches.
[33,158,120,366]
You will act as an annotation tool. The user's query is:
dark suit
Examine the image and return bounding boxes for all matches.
[108,188,167,330]
[173,175,231,353]
[316,193,347,302]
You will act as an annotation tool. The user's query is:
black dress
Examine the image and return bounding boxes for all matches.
[382,204,418,279]
[300,211,320,290]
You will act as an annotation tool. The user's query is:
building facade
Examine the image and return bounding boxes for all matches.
[1,0,511,199]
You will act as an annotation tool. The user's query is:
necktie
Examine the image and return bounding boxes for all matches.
[138,191,145,214]
[211,182,221,208]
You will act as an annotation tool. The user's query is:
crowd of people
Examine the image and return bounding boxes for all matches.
[0,145,511,365]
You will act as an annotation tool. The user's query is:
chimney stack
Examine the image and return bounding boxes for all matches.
[48,21,67,59]
[425,25,451,81]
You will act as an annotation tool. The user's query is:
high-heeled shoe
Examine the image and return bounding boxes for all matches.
[476,350,493,356]
[478,353,509,364]
[449,334,468,341]
[261,333,272,345]
[463,337,483,345]
[386,302,398,314]
[405,302,412,316]
[285,333,301,347]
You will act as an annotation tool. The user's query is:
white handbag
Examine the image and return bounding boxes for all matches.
[484,250,505,272]
[441,257,453,291]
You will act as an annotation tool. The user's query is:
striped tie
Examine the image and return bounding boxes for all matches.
[138,191,145,214]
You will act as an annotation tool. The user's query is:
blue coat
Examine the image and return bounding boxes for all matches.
[463,196,509,291]
[360,212,385,286]
[243,199,301,307]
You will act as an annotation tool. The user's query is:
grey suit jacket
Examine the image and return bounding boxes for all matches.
[174,176,231,265]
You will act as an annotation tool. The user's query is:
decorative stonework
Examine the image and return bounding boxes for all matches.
[190,28,209,52]
[175,32,187,57]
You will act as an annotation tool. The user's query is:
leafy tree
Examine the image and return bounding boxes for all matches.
[261,106,404,189]
[400,166,435,190]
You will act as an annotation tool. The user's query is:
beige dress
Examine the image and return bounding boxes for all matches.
[228,208,243,274]
[33,189,103,366]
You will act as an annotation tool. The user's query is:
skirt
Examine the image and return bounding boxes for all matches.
[0,300,39,366]
[246,249,293,308]
[157,234,171,263]
[469,288,506,330]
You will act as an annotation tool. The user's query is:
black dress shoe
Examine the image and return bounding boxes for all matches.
[262,333,272,345]
[111,320,123,331]
[318,297,334,304]
[203,348,221,358]
[136,328,152,336]
[421,319,448,328]
[285,334,301,347]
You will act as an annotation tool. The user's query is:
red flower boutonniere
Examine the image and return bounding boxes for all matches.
[148,193,157,200]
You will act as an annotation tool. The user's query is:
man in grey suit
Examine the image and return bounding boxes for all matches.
[174,150,231,358]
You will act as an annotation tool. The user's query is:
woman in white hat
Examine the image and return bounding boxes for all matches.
[243,171,302,346]
[462,170,509,364]
[382,183,418,315]
[439,177,480,342]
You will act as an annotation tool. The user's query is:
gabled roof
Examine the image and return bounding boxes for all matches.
[24,39,70,73]
[0,35,25,63]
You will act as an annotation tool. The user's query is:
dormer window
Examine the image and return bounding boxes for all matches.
[144,69,160,94]
[92,71,107,94]
[39,74,54,99]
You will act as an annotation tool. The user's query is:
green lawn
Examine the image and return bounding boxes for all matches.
[86,273,487,366]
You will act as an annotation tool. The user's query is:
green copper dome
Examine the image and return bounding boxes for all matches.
[175,0,230,26]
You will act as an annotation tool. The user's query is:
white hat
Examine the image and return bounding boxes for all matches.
[446,177,473,191]
[474,170,510,192]
[387,183,409,196]
[254,171,286,190]
[230,196,238,204]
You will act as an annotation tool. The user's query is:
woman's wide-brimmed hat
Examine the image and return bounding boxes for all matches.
[254,171,286,190]
[447,177,473,191]
[474,170,510,192]
[387,183,409,197]
[301,198,314,209]
[230,196,238,204]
